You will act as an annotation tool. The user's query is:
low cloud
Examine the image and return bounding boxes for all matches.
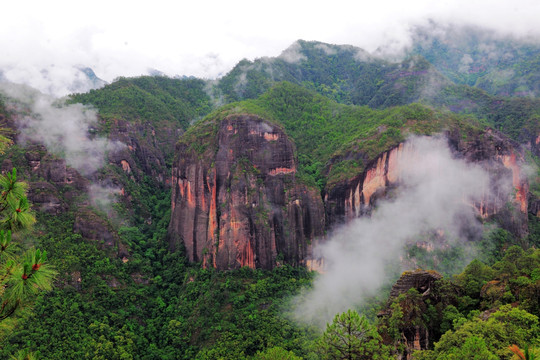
[315,43,337,56]
[458,54,474,73]
[278,41,307,64]
[292,136,512,328]
[88,183,122,216]
[2,1,540,98]
[0,82,125,176]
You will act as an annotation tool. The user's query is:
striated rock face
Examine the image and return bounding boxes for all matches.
[325,129,530,236]
[455,129,528,215]
[452,129,530,236]
[325,143,404,225]
[168,114,325,270]
[527,131,540,218]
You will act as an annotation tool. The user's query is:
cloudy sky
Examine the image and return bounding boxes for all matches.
[2,0,540,95]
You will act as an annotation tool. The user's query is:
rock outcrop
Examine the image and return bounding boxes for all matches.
[387,270,443,302]
[325,143,403,225]
[73,207,129,257]
[530,198,540,218]
[379,270,443,360]
[168,114,325,270]
[21,145,89,212]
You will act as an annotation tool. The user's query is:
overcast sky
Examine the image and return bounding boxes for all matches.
[2,0,540,95]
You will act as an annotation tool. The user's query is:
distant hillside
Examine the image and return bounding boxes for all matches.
[409,22,540,97]
[214,39,540,142]
[70,76,212,130]
[68,37,540,145]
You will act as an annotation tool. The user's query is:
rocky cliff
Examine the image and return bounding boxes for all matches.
[325,128,530,236]
[168,108,535,270]
[168,114,325,270]
[0,107,167,259]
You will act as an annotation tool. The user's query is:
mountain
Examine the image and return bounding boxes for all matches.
[212,39,540,145]
[216,39,454,107]
[167,82,534,270]
[0,27,539,358]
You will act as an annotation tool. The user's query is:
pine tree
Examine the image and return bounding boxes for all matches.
[317,309,391,360]
[0,167,56,321]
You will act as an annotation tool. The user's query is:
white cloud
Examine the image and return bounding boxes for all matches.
[1,0,540,96]
[292,136,511,327]
[0,82,125,176]
[278,41,307,63]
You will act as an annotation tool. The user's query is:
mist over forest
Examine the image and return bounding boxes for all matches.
[0,9,539,359]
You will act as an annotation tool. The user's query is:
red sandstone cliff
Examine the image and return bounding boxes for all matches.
[169,113,534,270]
[167,114,325,270]
[325,129,530,237]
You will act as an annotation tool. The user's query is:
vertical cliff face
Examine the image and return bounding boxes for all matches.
[168,114,325,270]
[527,132,540,218]
[325,129,529,235]
[325,143,404,225]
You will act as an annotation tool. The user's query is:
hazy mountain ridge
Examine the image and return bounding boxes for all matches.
[215,36,540,143]
[409,22,540,96]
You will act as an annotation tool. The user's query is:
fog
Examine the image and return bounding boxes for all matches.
[2,1,540,96]
[0,82,124,209]
[292,136,512,328]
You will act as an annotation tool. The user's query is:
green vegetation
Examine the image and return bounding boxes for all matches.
[0,127,56,358]
[379,247,540,360]
[318,309,391,359]
[0,168,56,323]
[215,38,540,144]
[415,305,539,360]
[410,26,540,97]
[0,32,539,359]
[185,81,482,188]
[217,40,393,106]
[3,189,536,359]
[0,247,319,358]
[70,76,213,130]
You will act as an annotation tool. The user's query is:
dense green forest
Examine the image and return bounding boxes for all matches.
[70,76,213,131]
[0,30,539,359]
[1,202,538,359]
